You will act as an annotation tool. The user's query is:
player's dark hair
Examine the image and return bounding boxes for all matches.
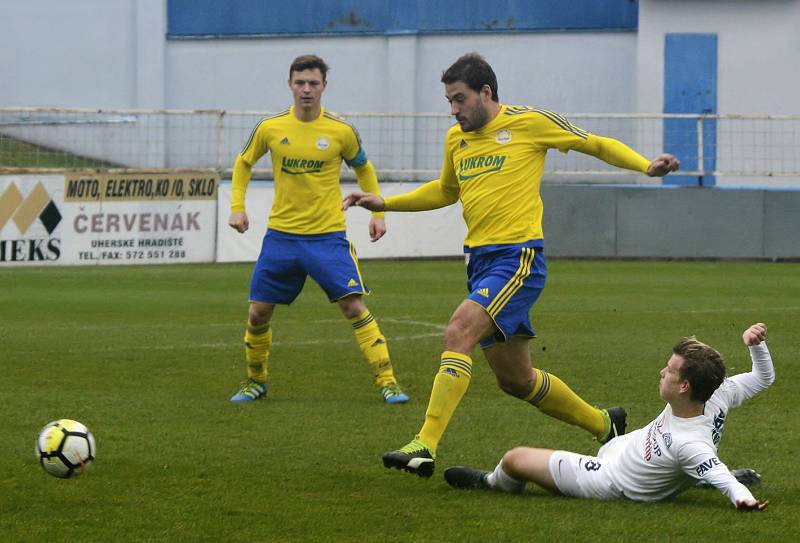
[672,337,726,402]
[289,54,329,82]
[441,53,499,102]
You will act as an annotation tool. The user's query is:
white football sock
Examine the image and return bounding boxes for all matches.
[486,461,526,494]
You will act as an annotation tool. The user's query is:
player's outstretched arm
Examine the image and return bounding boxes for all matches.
[576,134,679,177]
[697,462,767,510]
[743,322,767,346]
[344,179,458,213]
[647,153,681,177]
[726,322,775,400]
[736,498,769,512]
[342,192,385,212]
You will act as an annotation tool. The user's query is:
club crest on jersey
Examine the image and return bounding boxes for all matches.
[316,136,329,150]
[662,433,672,449]
[495,129,512,144]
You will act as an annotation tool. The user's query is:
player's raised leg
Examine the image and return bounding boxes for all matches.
[474,243,625,443]
[230,301,274,402]
[383,300,493,477]
[484,338,625,443]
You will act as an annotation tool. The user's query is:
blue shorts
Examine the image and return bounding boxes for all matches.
[250,229,368,304]
[465,241,547,348]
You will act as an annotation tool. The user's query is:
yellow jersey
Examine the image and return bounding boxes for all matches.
[383,105,651,248]
[232,106,376,234]
[440,105,597,248]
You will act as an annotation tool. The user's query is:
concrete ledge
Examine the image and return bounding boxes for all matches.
[218,182,800,261]
[543,185,799,259]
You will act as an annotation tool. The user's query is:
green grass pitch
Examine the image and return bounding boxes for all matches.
[1,259,798,542]
[0,136,119,169]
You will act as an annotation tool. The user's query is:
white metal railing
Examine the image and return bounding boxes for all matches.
[1,108,799,185]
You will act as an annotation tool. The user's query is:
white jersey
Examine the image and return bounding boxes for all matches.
[599,343,774,505]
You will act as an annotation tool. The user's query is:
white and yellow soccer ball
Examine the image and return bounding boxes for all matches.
[36,419,96,478]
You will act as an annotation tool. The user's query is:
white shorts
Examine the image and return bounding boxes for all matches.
[548,451,623,500]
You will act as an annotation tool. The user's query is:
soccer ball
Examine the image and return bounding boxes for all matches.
[36,419,96,478]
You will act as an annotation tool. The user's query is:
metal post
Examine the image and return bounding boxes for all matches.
[216,110,226,173]
[697,116,704,185]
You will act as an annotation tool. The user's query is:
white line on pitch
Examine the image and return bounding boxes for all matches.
[380,318,446,330]
[12,331,444,356]
[17,316,447,332]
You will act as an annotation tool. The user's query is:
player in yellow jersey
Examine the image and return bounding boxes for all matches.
[343,53,680,477]
[229,55,408,405]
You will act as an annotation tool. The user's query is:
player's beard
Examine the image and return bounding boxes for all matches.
[462,103,489,132]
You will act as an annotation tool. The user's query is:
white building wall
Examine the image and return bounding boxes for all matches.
[413,33,638,114]
[2,1,798,115]
[0,0,165,109]
[165,35,390,111]
[637,0,800,115]
[1,1,797,186]
[164,32,638,114]
[3,1,636,114]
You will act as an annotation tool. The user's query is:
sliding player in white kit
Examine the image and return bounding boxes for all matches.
[444,323,773,511]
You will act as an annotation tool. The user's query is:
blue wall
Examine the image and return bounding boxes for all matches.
[167,0,638,37]
[663,33,718,186]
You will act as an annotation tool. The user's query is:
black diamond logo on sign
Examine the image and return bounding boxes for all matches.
[39,201,62,234]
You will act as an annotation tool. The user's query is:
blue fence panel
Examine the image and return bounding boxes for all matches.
[663,33,718,186]
[167,0,639,37]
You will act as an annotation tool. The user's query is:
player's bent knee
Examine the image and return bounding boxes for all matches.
[443,322,477,352]
[337,294,365,318]
[496,376,532,399]
[501,447,530,476]
[248,303,273,325]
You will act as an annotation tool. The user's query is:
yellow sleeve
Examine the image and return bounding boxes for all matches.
[230,155,253,212]
[576,134,651,174]
[438,139,460,194]
[342,123,363,165]
[529,109,590,152]
[353,161,384,218]
[231,121,270,212]
[383,178,459,211]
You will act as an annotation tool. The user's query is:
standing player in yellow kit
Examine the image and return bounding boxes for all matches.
[229,55,408,405]
[344,53,680,476]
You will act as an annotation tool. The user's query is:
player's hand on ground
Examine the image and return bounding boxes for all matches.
[228,211,249,233]
[647,154,680,177]
[736,498,769,511]
[342,192,385,212]
[369,216,386,242]
[743,323,767,346]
